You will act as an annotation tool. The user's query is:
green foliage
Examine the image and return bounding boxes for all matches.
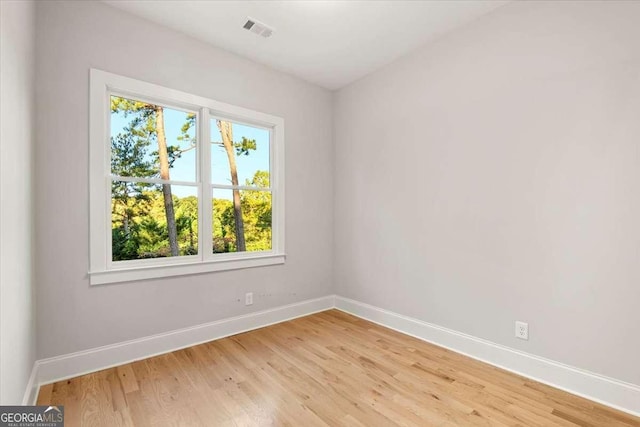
[110,96,189,174]
[172,112,197,168]
[213,171,272,253]
[234,137,257,156]
[213,198,234,253]
[175,195,198,255]
[111,191,201,259]
[110,97,161,177]
[110,129,155,178]
[110,122,157,217]
[178,113,196,144]
[112,225,141,261]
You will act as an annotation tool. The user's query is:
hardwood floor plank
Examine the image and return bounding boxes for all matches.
[36,310,640,426]
[116,365,139,395]
[36,383,53,405]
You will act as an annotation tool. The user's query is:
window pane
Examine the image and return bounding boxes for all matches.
[211,119,270,188]
[111,95,197,182]
[212,188,272,253]
[111,181,198,260]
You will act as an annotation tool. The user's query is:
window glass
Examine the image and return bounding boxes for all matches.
[111,96,197,182]
[212,188,272,253]
[110,95,198,261]
[211,119,270,188]
[111,183,198,260]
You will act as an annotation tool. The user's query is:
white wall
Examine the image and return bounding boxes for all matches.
[334,0,640,385]
[0,0,37,404]
[35,1,333,359]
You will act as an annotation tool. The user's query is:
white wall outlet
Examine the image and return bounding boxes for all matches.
[245,292,253,306]
[515,321,529,340]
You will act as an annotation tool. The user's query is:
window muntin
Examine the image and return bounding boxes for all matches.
[90,69,285,284]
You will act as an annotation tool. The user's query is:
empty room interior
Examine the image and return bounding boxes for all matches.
[2,0,640,425]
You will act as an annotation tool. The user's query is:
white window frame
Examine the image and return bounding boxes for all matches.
[89,69,285,285]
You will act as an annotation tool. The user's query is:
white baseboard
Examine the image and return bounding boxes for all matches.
[334,296,640,418]
[26,295,335,404]
[24,293,640,418]
[21,362,39,405]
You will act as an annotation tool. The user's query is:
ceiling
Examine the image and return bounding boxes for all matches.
[104,1,507,90]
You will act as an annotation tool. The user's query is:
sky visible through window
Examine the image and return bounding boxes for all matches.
[111,105,270,199]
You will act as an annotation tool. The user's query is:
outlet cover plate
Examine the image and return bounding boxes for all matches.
[515,321,529,340]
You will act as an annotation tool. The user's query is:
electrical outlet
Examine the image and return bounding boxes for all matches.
[515,321,528,340]
[245,292,253,306]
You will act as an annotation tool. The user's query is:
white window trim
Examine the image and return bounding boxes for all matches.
[89,69,285,285]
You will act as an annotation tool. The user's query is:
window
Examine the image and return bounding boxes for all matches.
[89,69,285,285]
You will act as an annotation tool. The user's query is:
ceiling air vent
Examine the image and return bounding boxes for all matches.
[243,17,274,38]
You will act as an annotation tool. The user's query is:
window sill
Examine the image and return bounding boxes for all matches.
[89,253,286,285]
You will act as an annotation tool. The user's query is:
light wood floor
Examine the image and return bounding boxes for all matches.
[37,310,640,426]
